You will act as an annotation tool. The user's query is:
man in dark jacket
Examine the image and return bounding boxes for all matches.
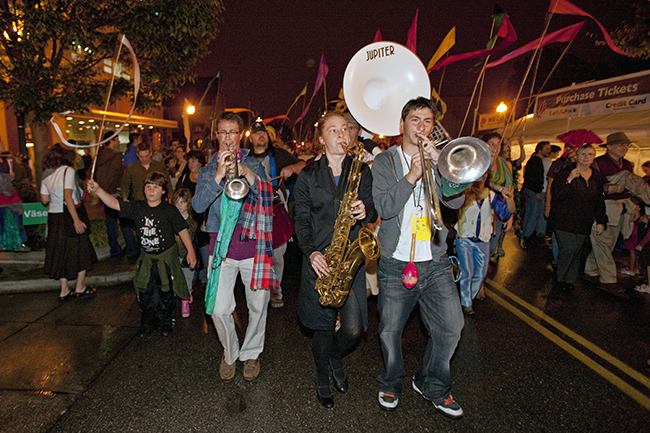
[93,131,130,257]
[249,118,305,308]
[522,141,551,241]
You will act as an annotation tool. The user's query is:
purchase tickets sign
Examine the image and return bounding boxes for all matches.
[534,69,650,121]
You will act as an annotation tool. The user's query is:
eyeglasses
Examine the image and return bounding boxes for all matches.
[217,130,240,137]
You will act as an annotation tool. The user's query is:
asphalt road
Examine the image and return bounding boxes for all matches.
[1,235,649,432]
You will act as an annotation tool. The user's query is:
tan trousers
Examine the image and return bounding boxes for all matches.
[584,203,633,284]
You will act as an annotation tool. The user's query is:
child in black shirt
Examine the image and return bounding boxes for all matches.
[88,172,197,336]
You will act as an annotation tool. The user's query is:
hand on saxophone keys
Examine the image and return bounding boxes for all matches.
[350,199,366,220]
[309,251,330,278]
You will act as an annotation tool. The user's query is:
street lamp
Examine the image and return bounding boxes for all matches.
[186,105,196,115]
[496,102,508,113]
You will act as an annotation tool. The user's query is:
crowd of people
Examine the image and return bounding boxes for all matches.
[3,95,649,418]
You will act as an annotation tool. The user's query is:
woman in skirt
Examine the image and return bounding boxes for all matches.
[41,144,97,300]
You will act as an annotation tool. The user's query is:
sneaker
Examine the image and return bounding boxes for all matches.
[181,299,190,318]
[433,395,464,419]
[497,248,505,257]
[619,268,638,277]
[270,298,284,309]
[412,379,463,419]
[378,391,399,411]
[634,284,650,294]
[220,356,236,381]
[243,358,260,381]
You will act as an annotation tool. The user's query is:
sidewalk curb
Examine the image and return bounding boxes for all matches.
[0,270,136,294]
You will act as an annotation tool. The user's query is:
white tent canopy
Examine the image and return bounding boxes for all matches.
[508,109,650,147]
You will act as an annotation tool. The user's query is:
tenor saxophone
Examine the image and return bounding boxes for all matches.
[315,142,380,308]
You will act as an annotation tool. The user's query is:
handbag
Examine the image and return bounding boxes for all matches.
[62,168,90,237]
[272,203,294,247]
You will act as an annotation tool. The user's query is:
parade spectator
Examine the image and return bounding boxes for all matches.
[583,132,638,299]
[172,144,188,188]
[40,144,97,301]
[548,145,607,292]
[0,172,28,251]
[123,132,143,167]
[545,143,581,267]
[192,111,275,382]
[92,131,132,257]
[176,150,205,194]
[482,132,514,259]
[499,137,526,171]
[249,117,305,309]
[522,141,552,243]
[455,174,514,314]
[175,150,209,285]
[88,172,196,337]
[294,111,377,408]
[172,188,198,318]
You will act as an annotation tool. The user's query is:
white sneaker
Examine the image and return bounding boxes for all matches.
[378,391,399,411]
[634,284,650,294]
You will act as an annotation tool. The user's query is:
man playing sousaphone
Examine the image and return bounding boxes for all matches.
[192,112,278,382]
[372,97,467,418]
[294,111,378,408]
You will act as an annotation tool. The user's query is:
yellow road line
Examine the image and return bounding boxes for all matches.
[486,288,650,411]
[485,279,650,391]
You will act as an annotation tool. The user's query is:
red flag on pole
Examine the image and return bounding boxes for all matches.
[486,22,584,68]
[548,0,633,57]
[373,28,383,42]
[406,10,418,53]
[430,14,517,70]
[295,53,329,123]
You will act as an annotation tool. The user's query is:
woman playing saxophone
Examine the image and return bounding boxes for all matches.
[294,111,378,408]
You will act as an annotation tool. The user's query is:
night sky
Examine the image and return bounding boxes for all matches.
[191,0,642,137]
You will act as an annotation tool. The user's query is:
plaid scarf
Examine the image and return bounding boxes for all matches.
[240,178,279,291]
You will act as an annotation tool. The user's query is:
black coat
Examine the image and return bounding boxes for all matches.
[293,154,377,331]
[548,163,608,235]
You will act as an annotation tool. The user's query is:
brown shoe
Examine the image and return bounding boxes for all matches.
[600,283,630,300]
[243,358,260,381]
[462,306,475,316]
[220,356,236,382]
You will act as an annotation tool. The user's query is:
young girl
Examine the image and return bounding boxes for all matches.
[172,188,198,318]
[455,175,515,315]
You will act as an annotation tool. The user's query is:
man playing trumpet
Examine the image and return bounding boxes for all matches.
[192,112,277,382]
[372,97,467,418]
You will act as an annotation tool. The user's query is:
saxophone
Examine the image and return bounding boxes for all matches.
[315,142,380,308]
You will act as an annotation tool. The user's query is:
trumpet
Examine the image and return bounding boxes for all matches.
[224,153,249,200]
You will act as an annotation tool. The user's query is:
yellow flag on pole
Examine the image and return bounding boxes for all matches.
[427,27,456,71]
[431,87,447,120]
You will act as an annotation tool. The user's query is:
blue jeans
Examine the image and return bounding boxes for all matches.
[104,205,122,257]
[456,238,490,307]
[377,256,464,401]
[522,188,546,238]
[121,218,139,257]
